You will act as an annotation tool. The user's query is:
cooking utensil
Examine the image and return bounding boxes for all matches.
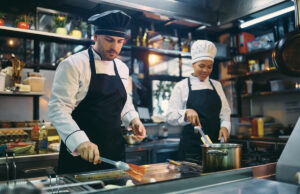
[100,157,130,171]
[201,143,242,173]
[194,126,212,146]
[100,157,146,182]
[167,159,202,176]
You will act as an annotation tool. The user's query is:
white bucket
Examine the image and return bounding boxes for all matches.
[0,72,6,91]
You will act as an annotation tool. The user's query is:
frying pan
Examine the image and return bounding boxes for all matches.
[272,0,300,76]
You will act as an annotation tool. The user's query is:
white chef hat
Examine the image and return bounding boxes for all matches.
[191,40,217,64]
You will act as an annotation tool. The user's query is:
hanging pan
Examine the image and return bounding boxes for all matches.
[272,0,300,76]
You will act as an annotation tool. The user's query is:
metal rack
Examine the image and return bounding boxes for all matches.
[0,91,44,120]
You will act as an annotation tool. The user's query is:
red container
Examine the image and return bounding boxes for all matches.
[238,32,255,53]
[251,118,258,136]
[0,19,4,26]
[17,22,29,29]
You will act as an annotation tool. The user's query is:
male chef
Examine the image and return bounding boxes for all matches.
[48,10,146,174]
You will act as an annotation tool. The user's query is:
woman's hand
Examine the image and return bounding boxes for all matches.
[218,127,229,142]
[130,118,146,141]
[185,109,202,127]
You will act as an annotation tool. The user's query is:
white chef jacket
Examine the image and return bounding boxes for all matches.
[166,75,231,133]
[48,48,139,153]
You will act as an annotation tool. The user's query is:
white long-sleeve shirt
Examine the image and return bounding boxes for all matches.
[166,75,231,133]
[48,48,139,153]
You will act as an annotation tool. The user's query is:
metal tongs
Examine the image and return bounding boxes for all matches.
[100,157,130,171]
[194,126,213,146]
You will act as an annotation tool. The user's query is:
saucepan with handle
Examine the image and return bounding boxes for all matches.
[194,126,242,173]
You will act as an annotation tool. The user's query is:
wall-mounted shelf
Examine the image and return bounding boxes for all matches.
[243,48,274,57]
[0,91,44,120]
[0,26,93,45]
[242,89,300,98]
[0,26,192,58]
[220,69,279,82]
[0,91,44,96]
[126,45,191,58]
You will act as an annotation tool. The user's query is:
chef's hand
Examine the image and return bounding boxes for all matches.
[76,141,100,165]
[218,127,229,142]
[185,109,202,127]
[130,118,146,141]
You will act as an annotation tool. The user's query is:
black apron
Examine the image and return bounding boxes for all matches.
[57,47,127,174]
[178,77,221,162]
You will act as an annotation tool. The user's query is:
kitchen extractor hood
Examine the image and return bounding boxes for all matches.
[89,0,291,26]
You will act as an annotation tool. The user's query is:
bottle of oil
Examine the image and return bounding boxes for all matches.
[39,120,48,153]
[142,28,149,47]
[136,27,142,47]
[257,118,264,137]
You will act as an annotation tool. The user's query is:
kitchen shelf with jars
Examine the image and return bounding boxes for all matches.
[241,89,300,98]
[219,25,300,124]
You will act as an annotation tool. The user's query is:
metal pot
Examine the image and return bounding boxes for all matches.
[201,143,242,173]
[272,0,300,76]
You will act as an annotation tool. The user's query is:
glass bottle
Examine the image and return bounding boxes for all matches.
[142,28,149,47]
[162,124,168,138]
[39,120,48,153]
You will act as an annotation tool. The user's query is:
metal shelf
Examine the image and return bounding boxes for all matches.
[0,91,44,96]
[128,45,191,58]
[219,69,278,82]
[242,89,300,98]
[0,91,44,120]
[0,26,93,45]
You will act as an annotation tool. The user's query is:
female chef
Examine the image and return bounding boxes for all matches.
[166,40,231,161]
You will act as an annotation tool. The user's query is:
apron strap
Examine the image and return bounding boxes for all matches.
[188,77,217,92]
[209,79,217,92]
[88,47,96,75]
[187,77,192,92]
[113,60,120,78]
[88,47,120,79]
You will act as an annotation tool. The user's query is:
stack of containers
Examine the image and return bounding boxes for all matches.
[23,72,45,92]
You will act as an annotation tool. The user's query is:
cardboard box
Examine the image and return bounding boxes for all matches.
[23,77,45,92]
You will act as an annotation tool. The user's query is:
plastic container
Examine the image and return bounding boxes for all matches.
[251,118,258,136]
[246,79,253,94]
[0,72,5,91]
[270,80,284,91]
[31,124,40,141]
[257,118,264,137]
[23,77,45,92]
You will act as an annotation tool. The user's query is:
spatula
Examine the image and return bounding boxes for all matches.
[100,157,130,171]
[194,126,213,146]
[100,157,146,182]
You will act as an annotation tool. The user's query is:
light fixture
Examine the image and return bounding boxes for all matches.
[240,6,295,28]
[148,54,160,66]
[8,39,14,46]
[196,25,207,31]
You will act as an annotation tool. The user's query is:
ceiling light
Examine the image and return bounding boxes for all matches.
[196,26,207,31]
[240,6,295,28]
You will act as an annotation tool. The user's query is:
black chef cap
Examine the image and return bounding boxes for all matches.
[88,10,131,37]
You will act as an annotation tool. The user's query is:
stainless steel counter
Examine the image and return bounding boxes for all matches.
[0,138,180,180]
[169,178,300,194]
[2,162,298,194]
